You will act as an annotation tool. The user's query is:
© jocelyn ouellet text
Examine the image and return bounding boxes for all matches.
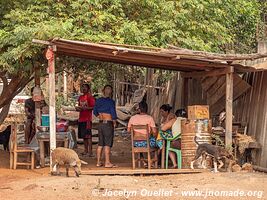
[91,188,264,198]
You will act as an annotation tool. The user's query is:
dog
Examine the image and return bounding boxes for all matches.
[0,125,11,151]
[190,136,233,172]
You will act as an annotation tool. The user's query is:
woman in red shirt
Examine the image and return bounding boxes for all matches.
[76,84,95,156]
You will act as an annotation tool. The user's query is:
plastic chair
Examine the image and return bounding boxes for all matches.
[164,134,182,169]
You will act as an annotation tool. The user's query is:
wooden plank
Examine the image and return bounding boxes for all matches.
[183,78,188,108]
[63,70,67,101]
[225,67,233,148]
[32,39,51,45]
[259,72,267,167]
[181,67,232,78]
[206,76,225,98]
[201,76,218,91]
[210,76,251,115]
[83,169,205,176]
[190,79,207,105]
[248,142,262,149]
[208,74,241,106]
[16,162,32,166]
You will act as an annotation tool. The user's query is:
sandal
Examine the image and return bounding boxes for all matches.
[104,164,118,168]
[96,163,103,167]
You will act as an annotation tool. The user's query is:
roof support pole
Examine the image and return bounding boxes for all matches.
[34,66,41,132]
[46,46,56,172]
[63,70,68,101]
[182,77,189,108]
[225,66,234,149]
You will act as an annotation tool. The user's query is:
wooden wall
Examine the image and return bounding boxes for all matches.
[114,67,267,168]
[233,71,267,168]
[177,71,267,168]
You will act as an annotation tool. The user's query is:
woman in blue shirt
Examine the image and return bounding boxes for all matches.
[94,85,117,168]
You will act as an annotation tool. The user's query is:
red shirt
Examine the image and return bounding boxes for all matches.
[78,93,95,126]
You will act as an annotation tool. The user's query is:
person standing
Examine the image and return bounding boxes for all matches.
[94,85,117,168]
[76,83,95,156]
[25,88,35,144]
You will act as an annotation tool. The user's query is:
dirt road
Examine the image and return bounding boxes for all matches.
[0,137,266,200]
[0,166,266,200]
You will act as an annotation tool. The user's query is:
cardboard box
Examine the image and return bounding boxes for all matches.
[188,105,209,120]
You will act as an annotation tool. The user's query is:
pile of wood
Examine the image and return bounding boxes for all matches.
[232,163,253,172]
[235,133,256,154]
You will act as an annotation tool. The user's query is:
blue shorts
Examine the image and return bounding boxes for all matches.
[134,136,157,148]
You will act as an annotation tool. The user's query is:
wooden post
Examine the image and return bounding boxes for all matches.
[225,66,234,149]
[113,70,116,102]
[46,46,57,172]
[57,72,62,96]
[34,66,41,131]
[63,70,67,101]
[183,78,189,108]
[45,75,49,97]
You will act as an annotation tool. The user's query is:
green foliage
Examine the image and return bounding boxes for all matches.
[55,95,76,112]
[0,0,262,83]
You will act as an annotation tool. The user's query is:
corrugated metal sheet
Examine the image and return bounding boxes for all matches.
[233,71,267,168]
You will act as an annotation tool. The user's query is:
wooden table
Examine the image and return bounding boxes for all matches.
[36,132,70,168]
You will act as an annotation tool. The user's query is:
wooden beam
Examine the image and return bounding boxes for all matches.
[34,66,41,131]
[99,41,162,51]
[112,80,165,89]
[167,44,267,61]
[63,70,67,101]
[48,46,57,172]
[181,67,233,78]
[32,39,51,45]
[83,168,205,175]
[182,78,189,108]
[225,66,234,149]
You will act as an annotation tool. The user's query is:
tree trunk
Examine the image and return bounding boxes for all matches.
[0,72,32,124]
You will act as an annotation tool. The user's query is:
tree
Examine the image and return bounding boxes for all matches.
[0,0,262,123]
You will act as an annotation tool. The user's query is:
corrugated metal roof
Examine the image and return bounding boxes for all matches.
[34,38,267,72]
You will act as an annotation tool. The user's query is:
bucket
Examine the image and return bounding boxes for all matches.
[56,120,69,132]
[41,114,50,126]
[181,119,212,168]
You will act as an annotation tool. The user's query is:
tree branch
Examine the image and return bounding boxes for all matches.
[0,102,11,125]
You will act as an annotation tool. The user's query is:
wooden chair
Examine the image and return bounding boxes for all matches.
[10,123,35,169]
[131,124,158,169]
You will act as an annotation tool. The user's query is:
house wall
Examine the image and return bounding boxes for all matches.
[180,71,267,168]
[233,71,267,168]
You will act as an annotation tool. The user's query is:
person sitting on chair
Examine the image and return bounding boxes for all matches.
[127,101,158,167]
[156,104,176,158]
[158,108,187,168]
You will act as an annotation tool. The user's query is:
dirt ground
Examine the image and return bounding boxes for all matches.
[0,136,266,200]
